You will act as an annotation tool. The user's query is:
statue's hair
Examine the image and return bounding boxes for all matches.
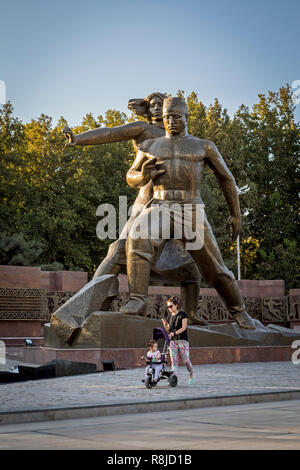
[163,96,188,115]
[128,92,167,120]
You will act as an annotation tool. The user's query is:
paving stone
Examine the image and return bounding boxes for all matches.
[0,361,299,413]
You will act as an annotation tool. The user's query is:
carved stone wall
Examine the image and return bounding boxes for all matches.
[0,288,292,324]
[288,295,300,321]
[0,288,47,321]
[262,297,288,323]
[45,291,77,320]
[111,292,290,323]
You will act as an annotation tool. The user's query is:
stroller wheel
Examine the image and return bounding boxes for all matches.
[168,373,178,387]
[145,375,152,389]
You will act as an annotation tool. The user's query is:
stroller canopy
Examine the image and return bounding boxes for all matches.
[152,327,170,344]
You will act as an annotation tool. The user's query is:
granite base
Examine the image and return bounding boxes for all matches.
[22,345,293,371]
[44,312,300,349]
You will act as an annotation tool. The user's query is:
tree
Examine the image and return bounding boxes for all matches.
[0,102,27,239]
[0,232,44,266]
[235,85,300,288]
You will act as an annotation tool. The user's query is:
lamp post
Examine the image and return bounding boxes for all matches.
[236,185,250,280]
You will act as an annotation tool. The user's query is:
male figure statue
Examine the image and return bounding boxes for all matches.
[63,93,205,325]
[121,96,255,330]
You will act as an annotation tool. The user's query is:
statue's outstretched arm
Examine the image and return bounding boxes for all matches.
[205,141,241,240]
[63,121,147,146]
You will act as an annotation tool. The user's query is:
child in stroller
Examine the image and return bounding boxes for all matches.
[141,328,178,389]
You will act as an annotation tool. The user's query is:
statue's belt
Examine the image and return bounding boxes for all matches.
[152,189,202,202]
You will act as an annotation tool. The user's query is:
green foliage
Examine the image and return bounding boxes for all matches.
[0,105,136,277]
[0,86,299,290]
[234,85,300,287]
[0,232,44,266]
[40,261,65,271]
[0,103,27,236]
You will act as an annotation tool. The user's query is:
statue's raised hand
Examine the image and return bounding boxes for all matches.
[63,126,76,147]
[226,215,242,241]
[141,156,165,184]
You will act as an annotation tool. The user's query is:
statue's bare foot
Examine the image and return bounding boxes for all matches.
[234,311,256,330]
[188,314,209,326]
[120,298,147,316]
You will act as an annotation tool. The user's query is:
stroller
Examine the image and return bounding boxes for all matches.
[142,327,178,389]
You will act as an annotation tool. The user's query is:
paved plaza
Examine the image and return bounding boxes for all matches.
[0,359,300,450]
[0,400,300,450]
[0,360,299,413]
[0,361,299,413]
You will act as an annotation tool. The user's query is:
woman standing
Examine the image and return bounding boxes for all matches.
[162,296,194,385]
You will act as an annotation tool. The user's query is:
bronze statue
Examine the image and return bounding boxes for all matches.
[120,96,255,330]
[63,93,206,326]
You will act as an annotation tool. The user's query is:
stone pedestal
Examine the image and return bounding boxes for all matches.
[22,345,295,371]
[50,274,118,344]
[45,313,162,348]
[45,313,300,349]
[24,313,300,372]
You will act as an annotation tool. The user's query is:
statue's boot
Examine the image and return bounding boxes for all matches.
[188,312,209,326]
[209,274,256,330]
[180,282,209,326]
[120,243,152,316]
[233,310,256,330]
[93,257,121,310]
[120,297,147,315]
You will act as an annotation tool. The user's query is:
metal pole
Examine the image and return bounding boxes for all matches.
[236,185,250,282]
[237,234,241,281]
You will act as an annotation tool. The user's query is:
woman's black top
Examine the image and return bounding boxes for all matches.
[169,311,188,341]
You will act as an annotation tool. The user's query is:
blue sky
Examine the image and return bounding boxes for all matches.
[1,0,300,126]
